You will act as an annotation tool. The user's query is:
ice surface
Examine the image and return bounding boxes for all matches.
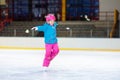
[0,49,120,80]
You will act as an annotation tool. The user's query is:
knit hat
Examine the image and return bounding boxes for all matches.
[45,14,56,21]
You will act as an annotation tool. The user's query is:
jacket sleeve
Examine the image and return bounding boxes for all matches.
[54,22,58,27]
[36,24,46,32]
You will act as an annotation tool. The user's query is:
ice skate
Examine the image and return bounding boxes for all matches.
[42,67,49,72]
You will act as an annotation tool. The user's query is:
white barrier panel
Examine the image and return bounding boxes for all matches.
[0,37,120,51]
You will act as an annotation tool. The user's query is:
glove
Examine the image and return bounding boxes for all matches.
[31,27,38,31]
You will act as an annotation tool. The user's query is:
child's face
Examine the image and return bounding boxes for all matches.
[47,20,55,26]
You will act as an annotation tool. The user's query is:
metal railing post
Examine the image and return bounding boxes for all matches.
[14,29,16,36]
[31,30,34,37]
[90,29,93,37]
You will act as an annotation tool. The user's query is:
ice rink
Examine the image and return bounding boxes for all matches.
[0,49,120,80]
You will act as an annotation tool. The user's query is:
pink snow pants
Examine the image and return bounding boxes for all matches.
[43,43,59,67]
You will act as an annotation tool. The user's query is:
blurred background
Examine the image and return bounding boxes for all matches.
[0,0,119,38]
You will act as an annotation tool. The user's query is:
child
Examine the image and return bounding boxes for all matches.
[31,14,59,68]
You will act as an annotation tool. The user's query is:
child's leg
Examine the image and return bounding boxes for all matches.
[51,43,59,61]
[43,44,52,67]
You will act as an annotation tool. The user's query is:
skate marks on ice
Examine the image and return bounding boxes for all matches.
[0,49,120,80]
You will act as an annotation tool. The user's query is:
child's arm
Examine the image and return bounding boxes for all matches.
[31,25,46,31]
[31,27,38,31]
[54,22,58,27]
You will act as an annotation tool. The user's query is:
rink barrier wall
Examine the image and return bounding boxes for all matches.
[0,37,120,52]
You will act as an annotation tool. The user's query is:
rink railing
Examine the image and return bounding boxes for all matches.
[0,21,113,38]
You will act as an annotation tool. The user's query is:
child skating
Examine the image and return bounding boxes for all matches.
[31,14,59,69]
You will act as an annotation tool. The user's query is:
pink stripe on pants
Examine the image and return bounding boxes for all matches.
[43,43,59,67]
